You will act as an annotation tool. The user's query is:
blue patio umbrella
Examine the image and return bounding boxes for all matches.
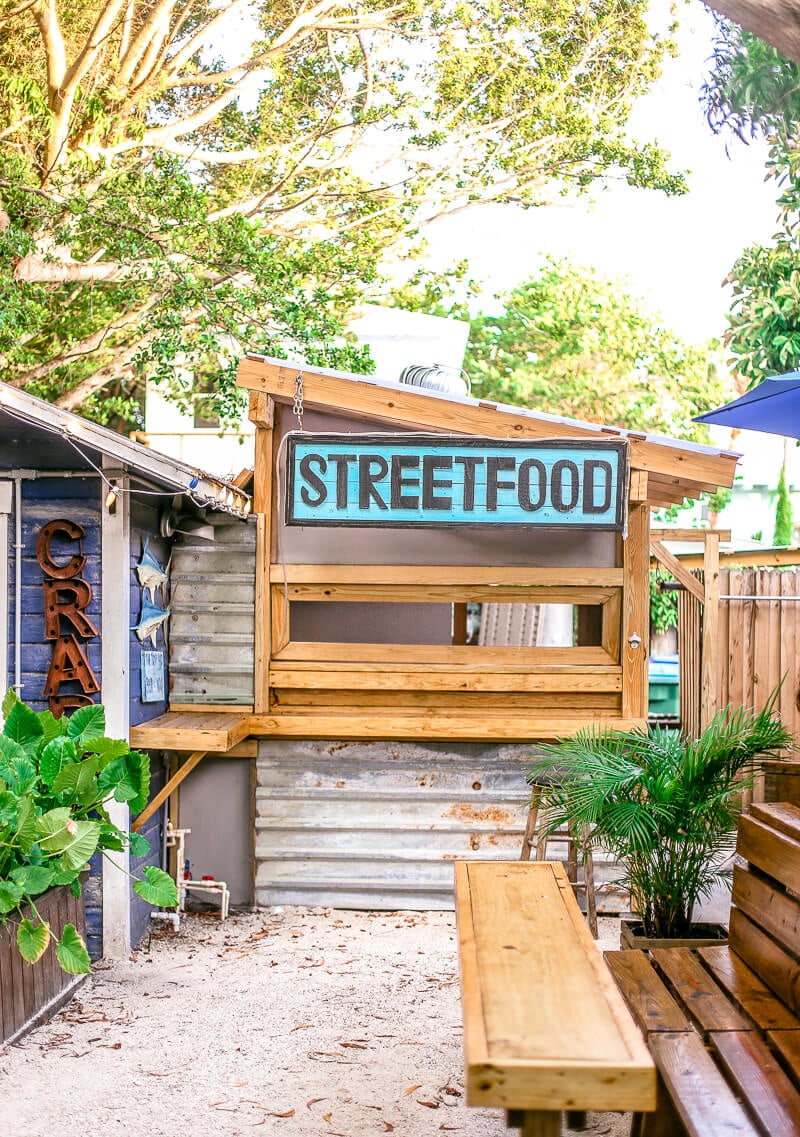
[694,371,800,439]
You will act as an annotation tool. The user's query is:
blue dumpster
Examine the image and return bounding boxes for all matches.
[649,654,679,719]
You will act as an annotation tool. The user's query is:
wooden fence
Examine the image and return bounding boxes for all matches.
[0,884,87,1045]
[678,567,800,778]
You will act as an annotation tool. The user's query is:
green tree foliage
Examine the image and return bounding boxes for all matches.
[774,462,794,544]
[0,0,684,428]
[702,21,800,385]
[461,259,728,440]
[649,570,679,635]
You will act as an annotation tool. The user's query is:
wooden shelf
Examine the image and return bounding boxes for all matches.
[130,711,253,752]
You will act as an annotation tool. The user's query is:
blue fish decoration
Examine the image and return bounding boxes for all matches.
[133,598,171,648]
[136,536,170,602]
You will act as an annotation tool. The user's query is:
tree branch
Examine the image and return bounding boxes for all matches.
[705,1,800,67]
[5,298,160,388]
[53,342,144,411]
[63,0,128,94]
[117,0,182,87]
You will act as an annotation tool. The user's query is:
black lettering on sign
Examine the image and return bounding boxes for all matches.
[453,455,483,511]
[552,459,579,512]
[391,455,420,509]
[422,455,453,510]
[486,456,516,511]
[517,458,546,512]
[583,460,613,514]
[359,454,389,509]
[329,453,357,508]
[299,453,327,507]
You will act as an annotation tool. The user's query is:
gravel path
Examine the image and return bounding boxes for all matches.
[0,907,631,1137]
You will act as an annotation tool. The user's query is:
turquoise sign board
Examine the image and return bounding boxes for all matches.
[286,434,627,530]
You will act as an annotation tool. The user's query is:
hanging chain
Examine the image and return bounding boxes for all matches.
[292,371,305,431]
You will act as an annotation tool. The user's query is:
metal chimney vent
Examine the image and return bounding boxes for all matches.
[398,363,469,397]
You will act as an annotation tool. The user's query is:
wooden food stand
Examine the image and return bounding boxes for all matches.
[131,355,739,910]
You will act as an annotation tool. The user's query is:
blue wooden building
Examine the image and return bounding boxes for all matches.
[0,382,250,956]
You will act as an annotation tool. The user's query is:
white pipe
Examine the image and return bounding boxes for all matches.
[719,594,800,601]
[0,481,11,700]
[149,911,180,932]
[14,474,22,692]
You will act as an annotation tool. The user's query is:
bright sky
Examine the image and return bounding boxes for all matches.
[419,1,778,346]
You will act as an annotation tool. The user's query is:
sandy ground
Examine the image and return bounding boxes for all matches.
[0,908,632,1137]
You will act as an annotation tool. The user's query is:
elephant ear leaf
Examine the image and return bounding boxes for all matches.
[15,795,37,853]
[127,750,150,815]
[0,789,16,825]
[133,866,178,908]
[55,924,91,974]
[128,831,150,858]
[3,699,43,751]
[1,688,18,718]
[0,741,37,793]
[60,820,100,871]
[98,751,150,813]
[67,704,105,748]
[40,736,78,789]
[39,710,67,746]
[11,864,55,897]
[17,919,50,965]
[52,756,100,802]
[0,878,24,914]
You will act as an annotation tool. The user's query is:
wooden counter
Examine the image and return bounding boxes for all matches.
[454,861,655,1134]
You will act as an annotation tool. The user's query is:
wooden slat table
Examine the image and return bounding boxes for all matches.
[455,861,656,1136]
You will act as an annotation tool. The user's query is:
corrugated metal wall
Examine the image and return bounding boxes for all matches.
[255,740,532,909]
[169,517,255,704]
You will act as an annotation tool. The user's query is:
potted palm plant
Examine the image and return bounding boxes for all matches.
[527,694,793,946]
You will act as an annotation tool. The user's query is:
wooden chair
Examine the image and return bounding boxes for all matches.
[521,779,599,938]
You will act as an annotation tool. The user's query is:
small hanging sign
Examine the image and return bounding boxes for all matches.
[286,434,627,530]
[141,650,166,703]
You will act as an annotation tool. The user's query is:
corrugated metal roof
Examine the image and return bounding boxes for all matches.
[0,381,250,517]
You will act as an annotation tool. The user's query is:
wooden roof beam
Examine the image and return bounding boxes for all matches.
[236,357,740,496]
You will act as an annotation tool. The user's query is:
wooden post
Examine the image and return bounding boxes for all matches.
[132,751,208,832]
[701,531,720,730]
[100,460,131,958]
[622,503,650,721]
[249,393,274,714]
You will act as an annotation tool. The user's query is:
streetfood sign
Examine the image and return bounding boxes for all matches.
[286,434,627,530]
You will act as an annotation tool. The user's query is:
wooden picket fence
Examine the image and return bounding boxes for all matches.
[0,884,87,1044]
[678,567,800,790]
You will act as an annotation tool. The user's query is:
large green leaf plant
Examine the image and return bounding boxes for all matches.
[528,693,793,939]
[0,690,177,974]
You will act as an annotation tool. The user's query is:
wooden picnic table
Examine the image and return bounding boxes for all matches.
[454,861,656,1136]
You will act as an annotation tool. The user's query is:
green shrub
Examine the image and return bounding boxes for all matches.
[0,691,177,973]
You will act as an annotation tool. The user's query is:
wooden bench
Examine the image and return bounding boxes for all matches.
[605,801,800,1137]
[454,860,656,1136]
